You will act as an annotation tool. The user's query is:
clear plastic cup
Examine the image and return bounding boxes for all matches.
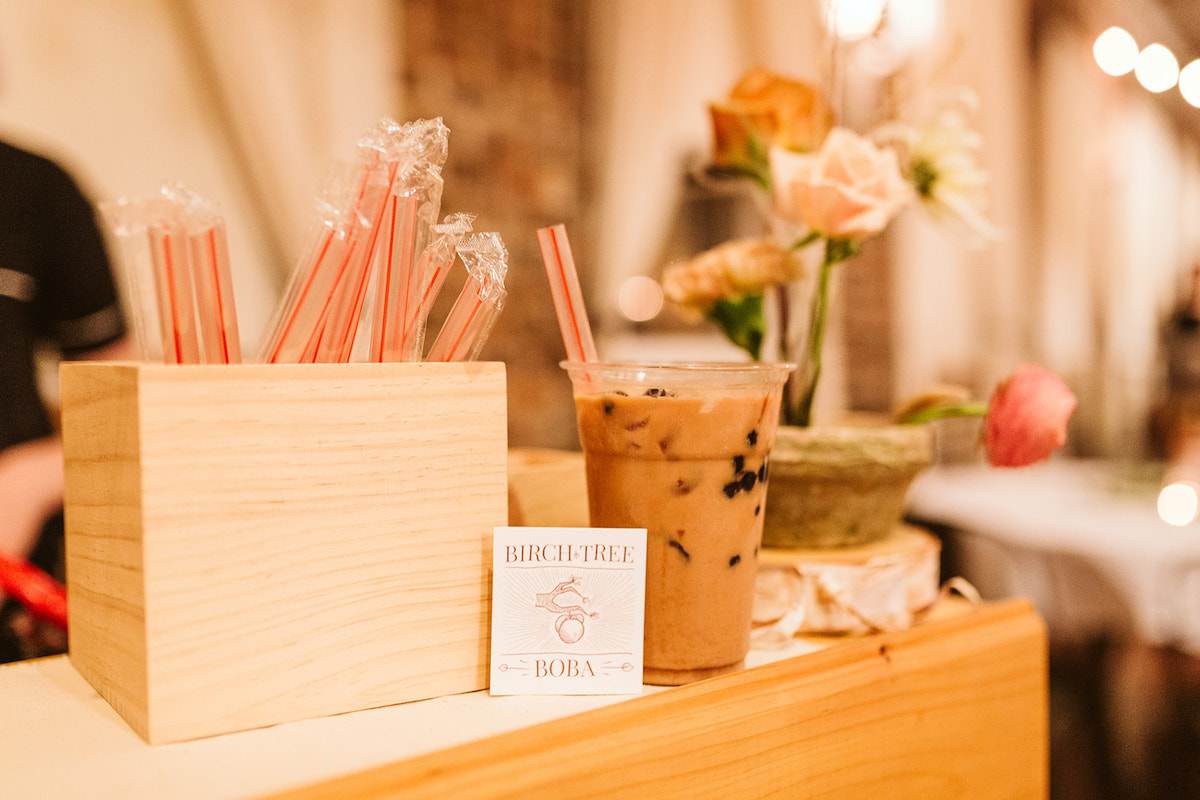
[561,360,795,685]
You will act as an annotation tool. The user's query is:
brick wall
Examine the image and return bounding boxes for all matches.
[402,0,590,448]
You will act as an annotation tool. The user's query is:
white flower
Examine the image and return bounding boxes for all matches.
[874,91,1003,244]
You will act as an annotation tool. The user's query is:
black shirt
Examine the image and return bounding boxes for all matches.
[0,139,125,452]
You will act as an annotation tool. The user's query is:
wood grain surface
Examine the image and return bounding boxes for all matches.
[61,361,508,744]
[264,599,1048,800]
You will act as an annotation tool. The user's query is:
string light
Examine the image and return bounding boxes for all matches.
[1094,27,1200,106]
[1094,27,1138,76]
[1180,60,1200,107]
[1136,43,1179,93]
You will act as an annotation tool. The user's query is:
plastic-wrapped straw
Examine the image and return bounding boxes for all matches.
[368,189,421,362]
[537,224,597,362]
[371,212,474,362]
[103,200,163,362]
[311,156,395,363]
[147,219,200,364]
[187,215,241,364]
[257,117,449,364]
[383,117,448,265]
[102,186,241,364]
[365,118,450,362]
[406,213,474,356]
[257,158,387,364]
[425,232,508,362]
[165,185,242,364]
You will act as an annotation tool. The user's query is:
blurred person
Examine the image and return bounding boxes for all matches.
[0,136,134,661]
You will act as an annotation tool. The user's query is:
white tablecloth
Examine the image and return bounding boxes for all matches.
[906,458,1200,654]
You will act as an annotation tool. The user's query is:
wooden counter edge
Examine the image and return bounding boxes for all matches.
[261,599,1048,799]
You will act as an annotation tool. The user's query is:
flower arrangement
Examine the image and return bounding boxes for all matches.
[662,68,1075,466]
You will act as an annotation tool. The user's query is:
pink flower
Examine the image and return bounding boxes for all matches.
[984,365,1077,468]
[770,127,913,241]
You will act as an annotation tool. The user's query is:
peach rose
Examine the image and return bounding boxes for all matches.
[770,127,913,241]
[984,364,1077,468]
[661,238,801,311]
[709,68,836,176]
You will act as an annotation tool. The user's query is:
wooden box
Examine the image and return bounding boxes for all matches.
[59,361,507,745]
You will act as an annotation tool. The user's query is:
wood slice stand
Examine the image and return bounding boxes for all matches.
[755,526,945,638]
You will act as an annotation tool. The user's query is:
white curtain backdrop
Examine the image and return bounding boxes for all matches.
[0,0,397,347]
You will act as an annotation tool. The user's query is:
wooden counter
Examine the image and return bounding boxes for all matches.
[2,598,1047,799]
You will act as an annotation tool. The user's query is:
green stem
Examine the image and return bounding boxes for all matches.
[789,238,857,427]
[896,401,989,426]
[790,230,821,251]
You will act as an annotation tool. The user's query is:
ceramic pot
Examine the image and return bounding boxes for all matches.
[762,423,933,549]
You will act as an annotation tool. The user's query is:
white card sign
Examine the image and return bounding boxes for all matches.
[489,526,646,695]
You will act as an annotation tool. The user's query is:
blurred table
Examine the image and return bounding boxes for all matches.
[906,458,1200,654]
[907,458,1200,800]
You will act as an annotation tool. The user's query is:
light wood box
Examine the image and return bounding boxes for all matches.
[59,361,508,745]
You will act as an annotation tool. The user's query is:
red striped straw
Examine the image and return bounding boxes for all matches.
[402,242,455,356]
[188,220,241,364]
[425,274,487,362]
[263,227,347,363]
[312,158,391,362]
[397,196,429,361]
[537,224,597,363]
[146,223,180,363]
[206,221,242,363]
[264,158,380,363]
[369,189,420,362]
[316,160,395,363]
[402,214,473,359]
[148,223,201,364]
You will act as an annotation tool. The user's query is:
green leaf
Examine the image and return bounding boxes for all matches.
[706,294,765,361]
[895,401,988,426]
[825,237,859,264]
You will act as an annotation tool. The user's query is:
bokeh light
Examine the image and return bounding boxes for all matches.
[1093,27,1138,76]
[1135,43,1179,93]
[1180,60,1200,107]
[823,0,887,41]
[887,0,943,52]
[1158,481,1199,526]
[616,276,664,322]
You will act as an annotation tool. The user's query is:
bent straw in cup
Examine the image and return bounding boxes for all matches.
[561,361,794,685]
[539,225,796,684]
[537,224,597,363]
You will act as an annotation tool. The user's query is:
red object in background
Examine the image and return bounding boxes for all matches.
[0,553,68,630]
